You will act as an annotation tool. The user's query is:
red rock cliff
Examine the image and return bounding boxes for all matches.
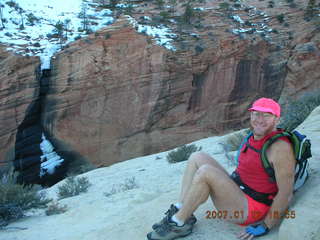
[42,16,295,167]
[0,46,40,165]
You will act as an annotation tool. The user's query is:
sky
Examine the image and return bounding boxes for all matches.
[0,0,176,70]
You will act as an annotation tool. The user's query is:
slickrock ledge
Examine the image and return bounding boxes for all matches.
[1,105,319,240]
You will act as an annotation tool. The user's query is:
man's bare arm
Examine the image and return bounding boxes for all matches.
[264,140,296,229]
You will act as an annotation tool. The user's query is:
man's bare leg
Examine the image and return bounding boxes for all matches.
[176,152,248,224]
[179,152,229,203]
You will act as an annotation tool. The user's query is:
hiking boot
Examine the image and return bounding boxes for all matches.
[147,215,193,240]
[152,204,197,230]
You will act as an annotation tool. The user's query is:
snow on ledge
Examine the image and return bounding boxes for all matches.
[126,15,176,51]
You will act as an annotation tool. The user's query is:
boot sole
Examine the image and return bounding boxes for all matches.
[146,229,193,240]
[152,218,197,230]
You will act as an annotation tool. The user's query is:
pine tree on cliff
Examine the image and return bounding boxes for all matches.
[78,0,89,33]
[17,6,25,30]
[169,0,177,16]
[54,20,65,47]
[183,2,194,24]
[0,3,5,29]
[306,0,316,19]
[110,0,118,9]
[64,19,71,40]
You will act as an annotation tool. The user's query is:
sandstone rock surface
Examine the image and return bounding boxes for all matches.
[1,105,319,240]
[0,46,40,165]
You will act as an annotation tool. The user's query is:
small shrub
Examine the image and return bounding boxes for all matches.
[268,1,275,8]
[223,129,250,152]
[0,171,51,223]
[57,176,91,200]
[104,33,111,39]
[219,2,230,10]
[167,144,202,163]
[289,3,297,8]
[0,204,23,223]
[104,177,139,197]
[146,38,153,44]
[4,32,12,37]
[121,177,138,191]
[182,3,195,24]
[74,35,82,40]
[245,20,253,26]
[26,13,39,26]
[104,186,117,197]
[159,11,170,22]
[305,0,317,19]
[155,0,165,9]
[279,91,320,131]
[195,45,204,54]
[45,201,67,216]
[219,129,250,166]
[33,42,41,47]
[276,14,285,23]
[6,1,17,8]
[233,3,241,8]
[288,31,293,40]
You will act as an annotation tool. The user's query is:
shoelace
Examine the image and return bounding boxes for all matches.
[155,216,173,235]
[165,205,177,216]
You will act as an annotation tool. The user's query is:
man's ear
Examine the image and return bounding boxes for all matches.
[275,117,281,125]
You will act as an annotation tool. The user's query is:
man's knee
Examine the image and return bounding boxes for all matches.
[189,151,213,166]
[194,164,216,181]
[194,164,228,185]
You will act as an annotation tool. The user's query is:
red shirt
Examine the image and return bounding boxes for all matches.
[235,130,290,194]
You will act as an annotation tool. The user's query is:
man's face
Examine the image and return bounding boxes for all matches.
[250,111,279,139]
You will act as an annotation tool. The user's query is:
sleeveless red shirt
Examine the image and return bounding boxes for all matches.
[235,130,290,194]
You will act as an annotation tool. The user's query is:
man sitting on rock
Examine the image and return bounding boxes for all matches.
[147,98,296,240]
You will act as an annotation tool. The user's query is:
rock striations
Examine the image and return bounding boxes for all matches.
[0,45,40,166]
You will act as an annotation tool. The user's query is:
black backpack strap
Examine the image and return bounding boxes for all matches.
[243,142,261,154]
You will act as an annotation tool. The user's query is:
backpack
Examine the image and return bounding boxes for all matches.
[236,129,312,192]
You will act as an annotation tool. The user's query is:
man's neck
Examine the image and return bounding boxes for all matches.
[253,128,277,140]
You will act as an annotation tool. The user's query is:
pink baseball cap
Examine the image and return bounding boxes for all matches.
[248,97,281,117]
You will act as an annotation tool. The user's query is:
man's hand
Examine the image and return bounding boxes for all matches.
[237,223,269,239]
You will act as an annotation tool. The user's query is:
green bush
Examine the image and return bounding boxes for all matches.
[223,129,250,152]
[219,2,230,10]
[45,201,68,216]
[104,177,139,197]
[167,144,202,163]
[57,176,91,200]
[104,33,111,40]
[0,171,50,223]
[280,91,320,131]
[26,13,39,26]
[277,14,285,23]
[183,3,195,24]
[155,0,165,9]
[159,11,170,22]
[268,1,275,8]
